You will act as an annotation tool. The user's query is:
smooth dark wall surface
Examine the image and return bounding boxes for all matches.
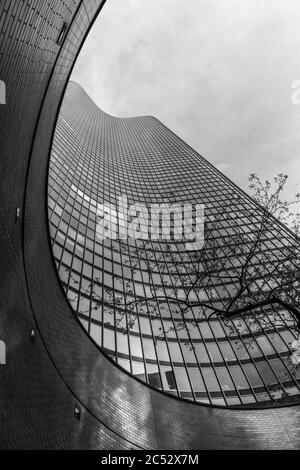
[0,0,300,450]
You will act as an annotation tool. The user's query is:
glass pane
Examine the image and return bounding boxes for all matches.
[269,333,290,353]
[79,317,89,332]
[90,322,102,345]
[246,340,263,359]
[143,338,156,360]
[132,361,146,382]
[194,343,210,363]
[103,328,115,351]
[256,362,277,386]
[151,319,163,336]
[219,342,236,362]
[210,321,226,338]
[269,358,289,382]
[206,343,223,362]
[241,395,256,405]
[215,367,235,391]
[181,343,198,363]
[201,368,220,392]
[168,342,183,363]
[198,323,214,339]
[139,317,151,335]
[231,340,251,360]
[174,367,191,391]
[116,331,129,355]
[229,366,249,390]
[129,335,143,358]
[156,341,170,362]
[118,357,131,373]
[163,321,176,338]
[256,336,275,356]
[279,330,297,347]
[78,296,90,316]
[243,364,264,388]
[226,397,241,406]
[146,364,162,389]
[188,368,205,392]
[211,398,226,406]
[161,367,176,390]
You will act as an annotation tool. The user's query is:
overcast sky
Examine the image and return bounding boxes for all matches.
[72,0,300,200]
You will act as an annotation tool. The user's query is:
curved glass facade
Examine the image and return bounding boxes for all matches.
[48,81,300,407]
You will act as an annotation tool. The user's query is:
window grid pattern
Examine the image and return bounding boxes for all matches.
[48,82,300,407]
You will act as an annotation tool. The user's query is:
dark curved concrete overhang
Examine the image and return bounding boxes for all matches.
[0,0,300,450]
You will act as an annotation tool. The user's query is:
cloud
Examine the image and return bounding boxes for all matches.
[72,0,300,200]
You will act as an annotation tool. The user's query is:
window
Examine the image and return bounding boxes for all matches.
[256,336,275,356]
[215,368,235,391]
[231,340,251,361]
[256,362,277,386]
[156,341,170,362]
[229,366,249,390]
[193,343,210,363]
[132,361,146,382]
[188,368,205,391]
[116,332,129,355]
[103,328,115,351]
[201,368,220,392]
[168,342,183,363]
[162,368,176,390]
[219,342,236,362]
[206,343,223,362]
[174,367,191,391]
[243,364,264,388]
[129,334,143,358]
[143,338,156,360]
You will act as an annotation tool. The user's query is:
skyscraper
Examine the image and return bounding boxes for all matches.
[2,0,300,449]
[48,81,300,408]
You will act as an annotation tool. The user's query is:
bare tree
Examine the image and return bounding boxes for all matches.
[114,175,300,334]
[64,174,300,397]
